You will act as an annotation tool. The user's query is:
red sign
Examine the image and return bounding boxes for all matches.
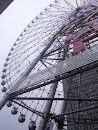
[73,41,85,53]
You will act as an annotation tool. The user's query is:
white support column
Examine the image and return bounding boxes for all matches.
[37,82,58,130]
[0,25,65,110]
[0,94,9,110]
[57,47,69,130]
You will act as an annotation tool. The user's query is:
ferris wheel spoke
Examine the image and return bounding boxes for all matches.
[63,0,76,10]
[75,0,79,7]
[51,4,72,14]
[13,100,44,117]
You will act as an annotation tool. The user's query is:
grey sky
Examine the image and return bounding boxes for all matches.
[0,0,53,130]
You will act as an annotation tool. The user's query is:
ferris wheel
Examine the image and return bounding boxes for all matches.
[0,0,98,130]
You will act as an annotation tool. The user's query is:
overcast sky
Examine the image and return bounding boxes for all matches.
[0,0,53,130]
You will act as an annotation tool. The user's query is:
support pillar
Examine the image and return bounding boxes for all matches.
[57,47,69,130]
[37,82,58,130]
[0,25,65,110]
[0,94,9,110]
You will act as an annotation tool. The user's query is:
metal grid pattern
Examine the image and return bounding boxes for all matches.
[10,49,98,94]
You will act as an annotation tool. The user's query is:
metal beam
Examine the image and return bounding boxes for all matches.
[49,106,98,119]
[9,61,98,97]
[13,97,98,101]
[63,121,98,126]
[12,100,44,118]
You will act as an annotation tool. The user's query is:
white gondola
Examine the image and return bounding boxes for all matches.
[18,114,25,123]
[2,87,7,92]
[28,121,36,130]
[11,107,18,115]
[6,101,12,107]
